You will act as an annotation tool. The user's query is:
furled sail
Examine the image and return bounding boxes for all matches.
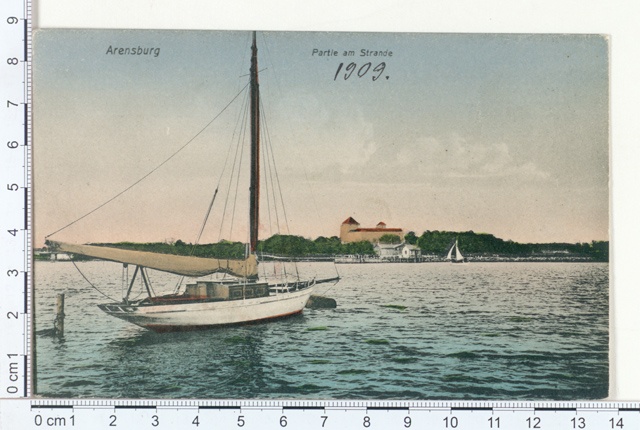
[51,242,258,278]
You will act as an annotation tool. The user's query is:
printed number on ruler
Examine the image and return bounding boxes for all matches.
[13,403,640,430]
[1,0,30,400]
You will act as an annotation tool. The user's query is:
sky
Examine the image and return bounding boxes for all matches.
[33,30,609,246]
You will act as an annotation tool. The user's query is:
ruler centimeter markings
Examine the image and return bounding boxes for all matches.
[2,400,636,429]
[23,0,34,402]
[0,0,31,401]
[0,0,639,427]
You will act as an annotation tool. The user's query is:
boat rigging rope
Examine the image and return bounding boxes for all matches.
[318,276,341,297]
[173,88,251,295]
[121,264,128,300]
[172,186,220,292]
[193,80,252,249]
[260,98,291,237]
[259,34,341,281]
[45,83,250,240]
[228,110,249,240]
[71,260,119,302]
[219,88,251,241]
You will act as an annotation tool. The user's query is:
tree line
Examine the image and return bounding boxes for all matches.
[92,230,608,262]
[410,230,608,261]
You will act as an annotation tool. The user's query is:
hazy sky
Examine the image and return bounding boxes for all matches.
[34,30,608,246]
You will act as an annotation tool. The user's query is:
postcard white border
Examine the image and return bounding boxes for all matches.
[32,0,640,400]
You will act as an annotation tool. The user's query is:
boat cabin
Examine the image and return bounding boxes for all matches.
[184,281,270,300]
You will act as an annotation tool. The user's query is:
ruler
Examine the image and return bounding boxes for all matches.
[0,0,31,400]
[0,400,638,429]
[1,0,638,428]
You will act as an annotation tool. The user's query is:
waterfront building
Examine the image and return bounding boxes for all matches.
[374,242,423,261]
[340,217,403,243]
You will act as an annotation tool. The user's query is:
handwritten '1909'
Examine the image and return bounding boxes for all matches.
[334,62,387,81]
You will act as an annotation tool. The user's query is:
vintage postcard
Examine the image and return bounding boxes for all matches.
[33,29,609,399]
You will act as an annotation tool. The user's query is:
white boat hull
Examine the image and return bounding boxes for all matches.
[99,286,314,332]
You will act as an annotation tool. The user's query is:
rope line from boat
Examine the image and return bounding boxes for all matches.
[122,270,143,301]
[199,80,249,245]
[260,103,281,237]
[174,87,252,294]
[258,98,302,281]
[120,263,149,300]
[262,123,275,238]
[217,85,250,242]
[71,260,119,302]
[260,97,291,237]
[221,87,251,241]
[128,271,149,301]
[318,279,341,297]
[228,114,249,240]
[259,34,342,282]
[144,268,157,297]
[121,264,125,300]
[171,186,222,293]
[313,270,342,298]
[45,83,250,240]
[174,85,255,294]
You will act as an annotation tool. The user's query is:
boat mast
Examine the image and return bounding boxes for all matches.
[249,31,261,253]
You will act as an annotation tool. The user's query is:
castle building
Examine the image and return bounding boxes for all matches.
[340,217,403,243]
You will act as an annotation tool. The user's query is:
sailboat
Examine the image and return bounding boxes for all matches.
[445,239,467,263]
[48,33,336,332]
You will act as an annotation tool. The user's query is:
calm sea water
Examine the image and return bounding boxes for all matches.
[34,261,608,400]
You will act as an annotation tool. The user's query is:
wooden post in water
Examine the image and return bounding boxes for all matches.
[53,293,65,337]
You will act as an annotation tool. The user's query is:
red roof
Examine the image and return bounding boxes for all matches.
[342,217,360,225]
[354,228,402,233]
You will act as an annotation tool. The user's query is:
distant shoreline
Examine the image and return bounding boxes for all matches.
[34,253,607,264]
[38,232,608,263]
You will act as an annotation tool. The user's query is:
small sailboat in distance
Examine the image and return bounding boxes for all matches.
[445,239,467,263]
[48,32,338,332]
